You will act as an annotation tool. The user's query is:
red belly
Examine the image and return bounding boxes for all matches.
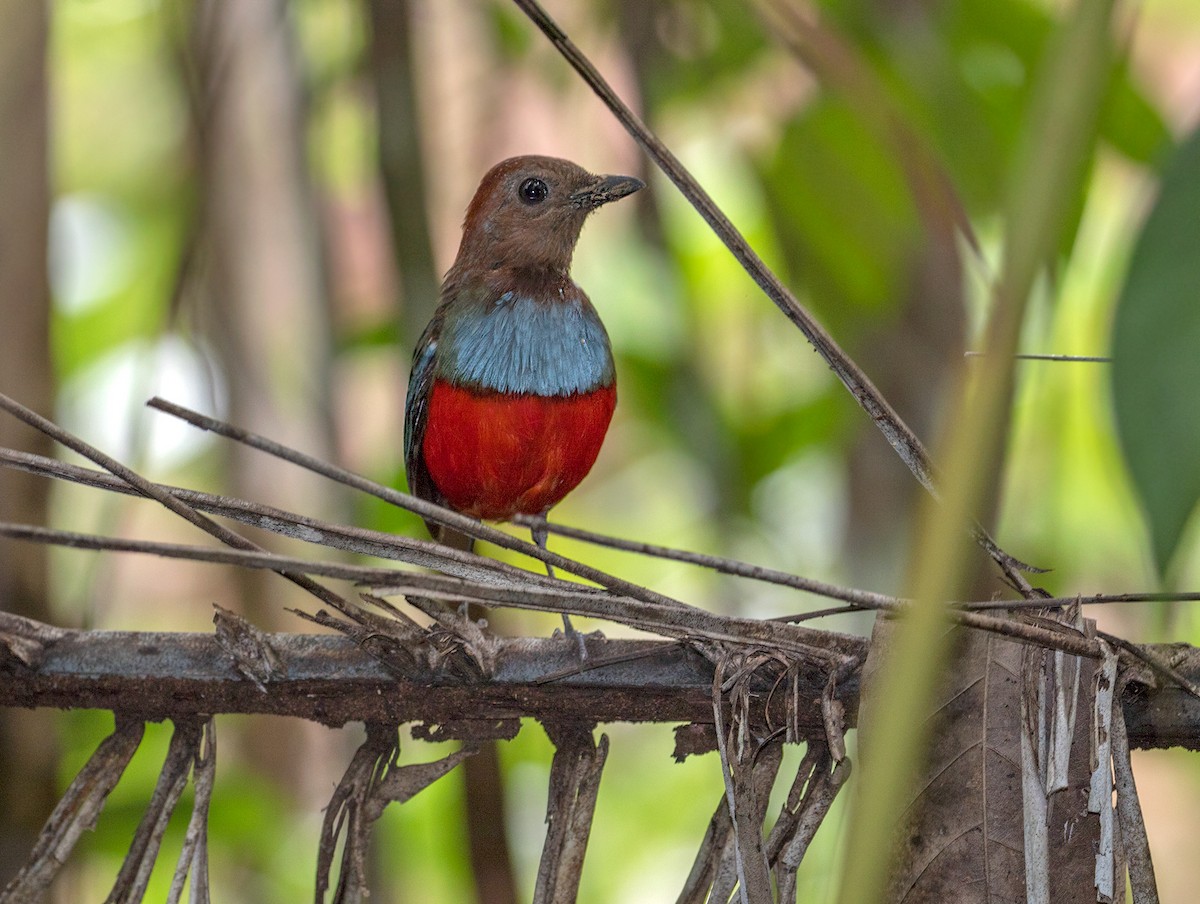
[422,380,616,520]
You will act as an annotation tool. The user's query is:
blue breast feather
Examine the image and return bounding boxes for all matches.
[437,292,615,396]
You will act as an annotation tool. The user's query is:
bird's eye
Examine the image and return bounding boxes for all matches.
[518,177,549,205]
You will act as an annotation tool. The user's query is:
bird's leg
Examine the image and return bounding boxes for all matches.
[530,518,556,580]
[531,513,587,658]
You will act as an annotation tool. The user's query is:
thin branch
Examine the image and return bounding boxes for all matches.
[965,351,1112,363]
[781,593,1103,660]
[0,447,559,589]
[317,726,477,904]
[166,719,216,904]
[1100,630,1200,701]
[531,515,1200,619]
[972,591,1200,611]
[106,719,202,904]
[534,725,608,904]
[1112,673,1161,904]
[0,392,360,620]
[0,521,857,659]
[0,522,453,586]
[710,656,777,904]
[0,521,603,608]
[677,790,736,904]
[0,719,145,903]
[515,514,898,610]
[508,0,1039,594]
[0,520,1105,661]
[877,616,1075,663]
[430,501,1200,622]
[145,396,698,613]
[368,571,859,660]
[782,604,863,623]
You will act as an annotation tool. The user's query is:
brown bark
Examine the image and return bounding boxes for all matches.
[0,1,58,888]
[3,616,1199,752]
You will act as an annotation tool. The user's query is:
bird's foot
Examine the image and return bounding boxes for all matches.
[553,615,608,661]
[555,613,588,660]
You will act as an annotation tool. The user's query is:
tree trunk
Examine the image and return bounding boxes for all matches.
[0,0,59,888]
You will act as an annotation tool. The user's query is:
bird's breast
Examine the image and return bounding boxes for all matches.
[421,380,616,520]
[436,292,614,396]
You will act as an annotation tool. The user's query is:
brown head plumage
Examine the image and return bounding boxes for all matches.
[448,155,643,278]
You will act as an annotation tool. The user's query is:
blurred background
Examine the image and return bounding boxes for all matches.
[0,0,1198,900]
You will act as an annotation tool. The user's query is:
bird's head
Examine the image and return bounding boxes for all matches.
[451,155,643,276]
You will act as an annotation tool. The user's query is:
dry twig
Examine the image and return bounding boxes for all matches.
[0,392,359,621]
[166,720,216,904]
[766,743,852,902]
[678,793,737,904]
[105,719,203,903]
[1112,672,1160,904]
[0,447,561,589]
[0,520,1107,662]
[0,719,145,904]
[710,654,780,904]
[316,725,477,904]
[534,724,609,904]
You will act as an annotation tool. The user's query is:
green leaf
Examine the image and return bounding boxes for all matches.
[1100,59,1172,166]
[1112,125,1200,578]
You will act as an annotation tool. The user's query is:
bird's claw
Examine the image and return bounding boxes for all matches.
[556,613,588,661]
[552,615,608,661]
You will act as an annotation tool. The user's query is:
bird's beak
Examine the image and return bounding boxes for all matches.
[569,173,645,210]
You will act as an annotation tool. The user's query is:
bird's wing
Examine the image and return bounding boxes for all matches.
[404,318,477,552]
[404,317,442,507]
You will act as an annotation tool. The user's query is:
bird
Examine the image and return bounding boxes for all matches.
[404,155,643,587]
